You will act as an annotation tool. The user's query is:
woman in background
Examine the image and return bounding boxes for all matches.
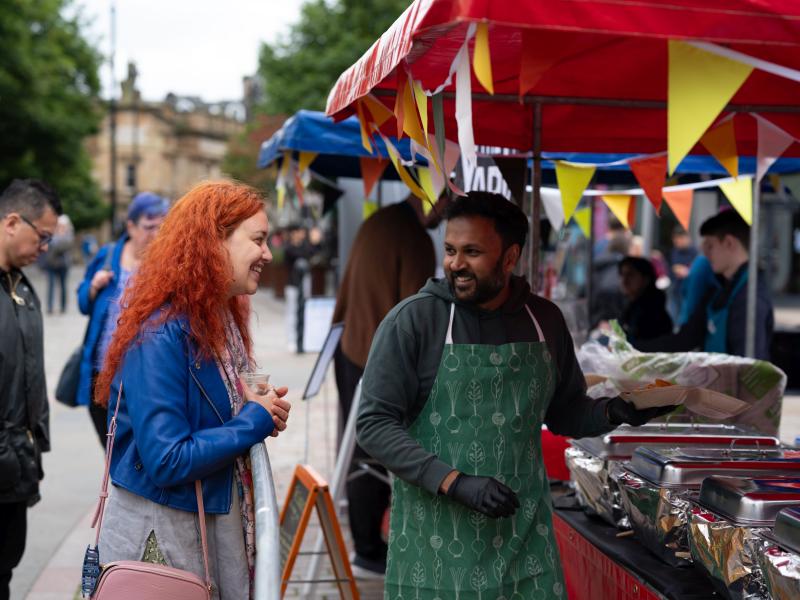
[618,256,673,343]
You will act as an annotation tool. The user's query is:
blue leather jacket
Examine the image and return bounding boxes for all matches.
[76,236,126,407]
[107,310,274,513]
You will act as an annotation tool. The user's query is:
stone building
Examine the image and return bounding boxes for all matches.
[86,63,246,221]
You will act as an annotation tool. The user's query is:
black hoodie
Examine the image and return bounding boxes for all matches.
[357,275,614,495]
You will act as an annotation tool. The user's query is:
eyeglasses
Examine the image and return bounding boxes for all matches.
[19,215,53,247]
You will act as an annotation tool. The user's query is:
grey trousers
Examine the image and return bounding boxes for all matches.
[98,483,250,600]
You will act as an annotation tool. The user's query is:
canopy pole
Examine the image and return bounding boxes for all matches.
[745,178,761,358]
[587,197,594,322]
[530,102,542,292]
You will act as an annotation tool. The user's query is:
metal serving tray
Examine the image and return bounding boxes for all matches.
[627,447,800,488]
[572,423,778,461]
[698,476,800,526]
[773,507,800,554]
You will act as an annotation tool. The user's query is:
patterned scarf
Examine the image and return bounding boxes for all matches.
[215,312,257,598]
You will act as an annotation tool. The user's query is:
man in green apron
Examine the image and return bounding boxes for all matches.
[357,192,671,599]
[636,209,773,360]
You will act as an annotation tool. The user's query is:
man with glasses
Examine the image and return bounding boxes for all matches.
[0,179,61,600]
[76,191,170,444]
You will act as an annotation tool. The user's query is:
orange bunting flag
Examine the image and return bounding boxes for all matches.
[473,22,494,95]
[662,188,694,231]
[668,40,753,175]
[359,157,389,199]
[394,76,406,139]
[629,155,667,214]
[554,161,595,223]
[355,101,373,154]
[363,94,394,127]
[700,117,738,179]
[402,76,427,147]
[601,195,635,229]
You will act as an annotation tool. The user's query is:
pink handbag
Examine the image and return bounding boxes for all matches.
[84,384,213,599]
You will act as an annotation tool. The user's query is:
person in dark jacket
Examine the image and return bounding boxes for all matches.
[357,192,672,599]
[0,179,60,600]
[331,195,438,577]
[636,210,773,359]
[76,192,169,445]
[618,256,673,343]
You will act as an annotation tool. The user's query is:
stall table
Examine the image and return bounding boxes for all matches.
[553,506,720,600]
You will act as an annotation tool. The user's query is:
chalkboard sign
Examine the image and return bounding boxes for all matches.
[280,465,358,599]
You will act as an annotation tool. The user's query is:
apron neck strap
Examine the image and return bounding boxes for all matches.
[446,302,546,345]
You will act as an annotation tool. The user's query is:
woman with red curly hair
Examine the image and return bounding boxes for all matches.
[93,181,291,599]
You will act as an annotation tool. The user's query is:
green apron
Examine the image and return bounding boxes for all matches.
[385,303,566,600]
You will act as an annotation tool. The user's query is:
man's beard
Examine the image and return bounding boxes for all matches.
[446,256,506,306]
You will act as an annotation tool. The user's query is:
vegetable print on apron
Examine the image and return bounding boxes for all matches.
[385,303,566,600]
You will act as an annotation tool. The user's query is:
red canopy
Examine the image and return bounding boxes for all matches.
[326,0,800,156]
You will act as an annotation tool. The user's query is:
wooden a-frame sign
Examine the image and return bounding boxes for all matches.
[280,464,359,599]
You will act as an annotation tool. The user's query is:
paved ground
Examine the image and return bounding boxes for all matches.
[9,266,800,599]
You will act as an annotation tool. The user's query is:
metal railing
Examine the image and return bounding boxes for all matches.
[250,441,282,600]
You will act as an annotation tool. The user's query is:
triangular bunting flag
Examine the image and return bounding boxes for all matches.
[417,166,440,209]
[362,94,394,127]
[402,75,427,147]
[573,207,591,238]
[363,200,378,220]
[541,188,564,231]
[359,157,389,199]
[355,101,373,154]
[629,154,667,214]
[700,117,738,179]
[493,157,528,205]
[755,115,796,182]
[473,22,494,95]
[662,188,694,231]
[668,40,753,175]
[394,76,406,139]
[454,40,476,168]
[719,176,753,224]
[601,195,634,229]
[379,131,428,201]
[413,80,429,137]
[554,161,595,222]
[297,151,317,176]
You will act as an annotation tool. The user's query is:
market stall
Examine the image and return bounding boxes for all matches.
[319,2,800,598]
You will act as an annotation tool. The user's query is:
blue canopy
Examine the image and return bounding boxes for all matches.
[257,110,417,179]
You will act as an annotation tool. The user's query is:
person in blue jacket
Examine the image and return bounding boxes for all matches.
[92,181,291,599]
[636,210,774,359]
[76,192,170,444]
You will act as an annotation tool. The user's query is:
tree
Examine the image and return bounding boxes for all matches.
[258,0,411,115]
[222,114,287,197]
[0,0,106,229]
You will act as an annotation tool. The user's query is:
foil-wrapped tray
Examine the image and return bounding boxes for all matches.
[757,508,800,600]
[689,477,800,599]
[618,448,800,567]
[566,424,777,528]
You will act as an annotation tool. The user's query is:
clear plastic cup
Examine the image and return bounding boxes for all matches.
[242,372,270,394]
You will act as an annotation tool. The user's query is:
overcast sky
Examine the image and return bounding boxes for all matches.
[74,0,305,102]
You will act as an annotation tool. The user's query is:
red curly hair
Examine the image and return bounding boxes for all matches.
[94,180,266,406]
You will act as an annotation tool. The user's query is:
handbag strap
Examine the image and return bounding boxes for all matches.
[91,383,212,593]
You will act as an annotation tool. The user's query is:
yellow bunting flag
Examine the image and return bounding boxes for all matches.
[473,22,494,95]
[668,40,753,175]
[700,117,738,179]
[363,94,394,127]
[394,77,406,139]
[297,151,317,176]
[363,200,378,220]
[413,80,429,137]
[662,188,694,231]
[555,161,595,223]
[380,131,428,201]
[601,195,635,229]
[573,207,591,238]
[276,152,291,210]
[417,166,439,211]
[719,176,753,224]
[355,101,373,153]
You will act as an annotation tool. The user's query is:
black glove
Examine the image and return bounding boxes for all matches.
[446,473,519,518]
[606,396,676,426]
